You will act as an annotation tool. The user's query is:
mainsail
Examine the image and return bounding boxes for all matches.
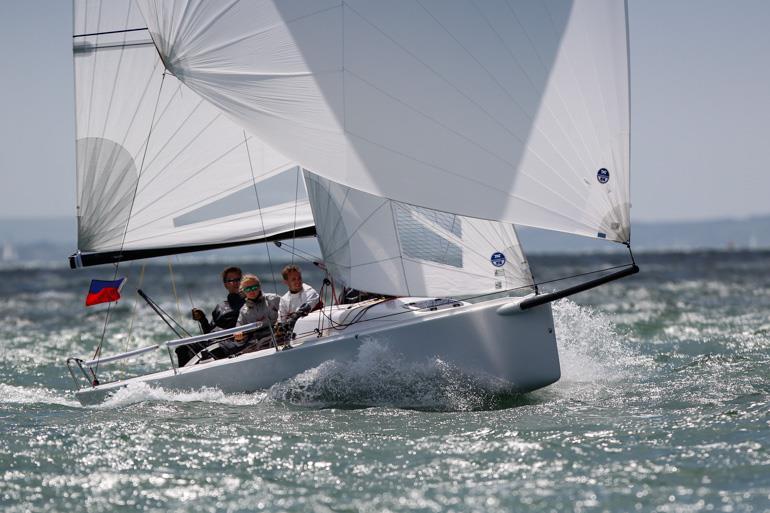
[137,0,630,243]
[72,0,314,268]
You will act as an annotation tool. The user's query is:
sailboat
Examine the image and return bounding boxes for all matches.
[66,0,637,405]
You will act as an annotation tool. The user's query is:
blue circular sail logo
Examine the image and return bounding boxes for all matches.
[597,168,610,184]
[490,252,506,267]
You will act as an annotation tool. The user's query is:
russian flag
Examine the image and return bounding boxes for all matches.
[85,278,127,307]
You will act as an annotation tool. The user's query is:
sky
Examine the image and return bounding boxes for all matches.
[1,1,769,223]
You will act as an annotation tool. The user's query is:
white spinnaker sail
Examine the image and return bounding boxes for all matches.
[74,0,312,257]
[137,0,630,243]
[304,171,533,297]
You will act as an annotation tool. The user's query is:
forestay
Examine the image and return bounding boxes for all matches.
[304,171,533,297]
[137,0,631,243]
[73,0,313,263]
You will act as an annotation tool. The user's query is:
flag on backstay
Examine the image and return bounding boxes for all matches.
[85,278,127,307]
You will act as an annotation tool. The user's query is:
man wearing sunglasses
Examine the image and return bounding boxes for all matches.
[178,266,246,366]
[191,266,246,334]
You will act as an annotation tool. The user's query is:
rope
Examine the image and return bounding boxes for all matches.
[123,263,146,355]
[121,263,145,377]
[177,254,196,311]
[167,257,183,322]
[316,277,330,335]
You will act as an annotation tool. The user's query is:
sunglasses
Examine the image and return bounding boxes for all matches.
[224,277,242,283]
[242,284,261,293]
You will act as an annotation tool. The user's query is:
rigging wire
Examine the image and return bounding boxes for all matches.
[625,242,637,266]
[272,240,320,265]
[243,131,278,294]
[92,71,167,380]
[287,261,637,338]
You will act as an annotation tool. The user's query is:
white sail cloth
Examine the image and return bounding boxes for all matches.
[74,0,312,255]
[137,0,630,244]
[304,171,533,297]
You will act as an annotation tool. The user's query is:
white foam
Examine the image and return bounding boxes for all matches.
[551,298,644,384]
[268,340,514,411]
[94,382,267,409]
[0,383,79,407]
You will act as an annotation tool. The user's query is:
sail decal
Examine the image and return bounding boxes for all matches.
[137,0,631,244]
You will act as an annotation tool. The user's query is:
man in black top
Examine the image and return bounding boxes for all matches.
[191,266,245,334]
[176,266,245,366]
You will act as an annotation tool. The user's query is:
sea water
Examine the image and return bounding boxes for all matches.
[1,251,769,512]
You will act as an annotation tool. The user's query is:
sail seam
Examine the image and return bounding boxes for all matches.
[324,195,388,260]
[541,1,619,226]
[346,2,592,207]
[478,1,597,195]
[343,69,599,225]
[424,0,592,198]
[134,100,213,195]
[508,0,608,222]
[343,130,598,233]
[81,0,104,227]
[118,204,312,247]
[96,1,133,173]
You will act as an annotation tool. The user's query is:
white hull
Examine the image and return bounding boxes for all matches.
[74,297,560,405]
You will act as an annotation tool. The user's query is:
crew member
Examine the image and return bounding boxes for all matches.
[177,266,245,366]
[191,266,245,333]
[278,264,321,323]
[231,274,281,352]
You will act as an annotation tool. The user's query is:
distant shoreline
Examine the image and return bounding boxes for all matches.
[2,215,769,261]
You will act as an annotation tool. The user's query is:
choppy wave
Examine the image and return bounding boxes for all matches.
[267,340,529,412]
[0,383,78,407]
[93,382,268,409]
[3,252,770,513]
[551,298,646,384]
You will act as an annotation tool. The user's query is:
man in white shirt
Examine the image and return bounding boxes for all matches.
[278,264,320,323]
